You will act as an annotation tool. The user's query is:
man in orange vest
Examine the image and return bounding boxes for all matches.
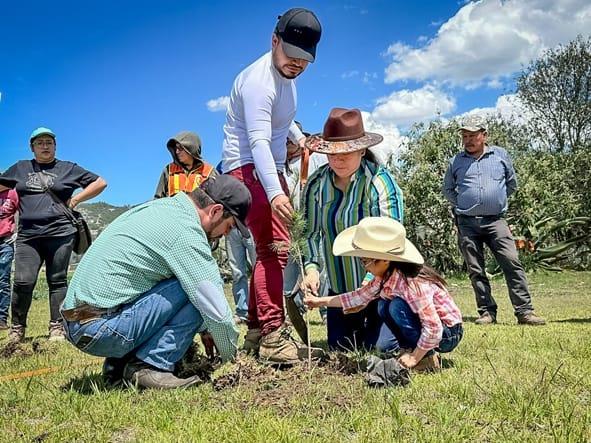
[154,131,216,198]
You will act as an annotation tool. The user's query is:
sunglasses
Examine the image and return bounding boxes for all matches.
[359,257,376,266]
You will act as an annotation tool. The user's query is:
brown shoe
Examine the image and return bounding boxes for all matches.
[48,322,66,341]
[474,312,497,325]
[259,327,325,365]
[8,325,25,344]
[517,312,546,326]
[123,360,202,390]
[243,328,262,354]
[412,353,441,373]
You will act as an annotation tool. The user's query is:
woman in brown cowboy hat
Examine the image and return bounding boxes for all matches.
[304,217,464,371]
[300,108,404,352]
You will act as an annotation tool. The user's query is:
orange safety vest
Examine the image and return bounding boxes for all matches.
[167,162,214,197]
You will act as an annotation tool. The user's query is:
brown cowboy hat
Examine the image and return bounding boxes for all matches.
[305,108,383,154]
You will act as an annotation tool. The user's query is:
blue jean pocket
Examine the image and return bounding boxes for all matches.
[65,314,135,358]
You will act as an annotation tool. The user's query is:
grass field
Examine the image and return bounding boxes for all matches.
[1,271,590,442]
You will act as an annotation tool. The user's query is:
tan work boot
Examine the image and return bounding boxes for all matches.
[48,321,66,341]
[8,325,25,344]
[413,352,441,373]
[243,328,262,355]
[474,312,497,325]
[259,327,325,365]
[517,312,546,326]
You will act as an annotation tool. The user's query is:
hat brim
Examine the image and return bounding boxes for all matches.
[458,126,486,132]
[332,225,424,265]
[305,132,384,154]
[280,40,316,62]
[233,217,250,239]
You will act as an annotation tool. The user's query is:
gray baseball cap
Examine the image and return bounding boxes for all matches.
[275,8,322,62]
[459,115,488,132]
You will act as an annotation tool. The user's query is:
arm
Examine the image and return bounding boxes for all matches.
[69,177,107,209]
[442,159,457,207]
[305,278,382,314]
[154,167,169,199]
[371,169,404,222]
[288,121,305,145]
[301,174,323,295]
[504,153,518,198]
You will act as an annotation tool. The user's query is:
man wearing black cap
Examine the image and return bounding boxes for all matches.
[61,175,251,389]
[220,8,322,364]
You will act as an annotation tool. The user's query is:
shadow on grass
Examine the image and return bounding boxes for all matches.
[62,372,120,395]
[551,317,591,324]
[441,358,456,370]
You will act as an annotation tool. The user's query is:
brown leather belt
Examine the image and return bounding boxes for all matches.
[61,303,111,323]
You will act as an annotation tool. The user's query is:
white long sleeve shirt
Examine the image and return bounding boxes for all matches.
[221,51,303,202]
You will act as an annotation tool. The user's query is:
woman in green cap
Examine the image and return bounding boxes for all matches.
[0,127,107,343]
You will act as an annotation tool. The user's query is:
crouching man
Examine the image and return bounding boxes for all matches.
[61,175,251,389]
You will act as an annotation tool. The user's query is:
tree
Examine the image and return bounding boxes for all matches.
[517,35,591,152]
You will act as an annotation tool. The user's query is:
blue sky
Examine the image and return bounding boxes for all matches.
[1,0,588,205]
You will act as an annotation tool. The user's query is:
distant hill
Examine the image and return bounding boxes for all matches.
[77,201,133,238]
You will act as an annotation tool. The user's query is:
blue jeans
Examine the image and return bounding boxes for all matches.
[0,242,14,323]
[377,298,463,353]
[225,227,255,320]
[327,297,397,352]
[63,279,203,372]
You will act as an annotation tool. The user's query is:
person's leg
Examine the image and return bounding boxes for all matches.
[457,218,497,319]
[0,242,14,326]
[64,279,203,372]
[485,219,536,317]
[42,234,75,328]
[373,299,400,353]
[326,306,366,352]
[436,323,464,353]
[229,165,289,336]
[225,228,249,320]
[11,237,43,329]
[385,297,423,349]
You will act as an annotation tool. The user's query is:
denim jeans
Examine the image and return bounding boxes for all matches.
[225,227,255,320]
[326,296,397,352]
[0,242,14,323]
[63,279,204,372]
[377,297,463,353]
[13,234,75,327]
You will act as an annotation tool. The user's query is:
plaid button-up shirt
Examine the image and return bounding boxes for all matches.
[339,269,462,351]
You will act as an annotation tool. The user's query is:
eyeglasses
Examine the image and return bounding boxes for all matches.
[359,257,376,266]
[33,140,55,147]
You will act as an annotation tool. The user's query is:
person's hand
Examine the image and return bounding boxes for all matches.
[303,293,323,309]
[67,196,80,209]
[270,194,293,226]
[398,353,419,369]
[200,332,217,359]
[301,268,320,296]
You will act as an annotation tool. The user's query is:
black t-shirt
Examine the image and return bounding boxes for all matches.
[0,159,99,238]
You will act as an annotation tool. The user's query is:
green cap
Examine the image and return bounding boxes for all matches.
[30,127,56,143]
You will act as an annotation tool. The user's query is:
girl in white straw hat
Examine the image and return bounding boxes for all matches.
[305,217,463,371]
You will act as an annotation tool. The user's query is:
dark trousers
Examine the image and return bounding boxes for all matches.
[377,298,463,353]
[457,216,534,317]
[326,296,396,352]
[12,234,75,327]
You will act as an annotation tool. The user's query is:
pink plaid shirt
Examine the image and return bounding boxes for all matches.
[339,269,463,351]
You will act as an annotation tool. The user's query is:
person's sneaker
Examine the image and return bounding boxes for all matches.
[243,328,262,354]
[517,312,546,326]
[0,319,8,331]
[48,322,66,341]
[474,312,497,325]
[412,353,442,373]
[259,327,325,365]
[8,325,25,343]
[123,360,202,390]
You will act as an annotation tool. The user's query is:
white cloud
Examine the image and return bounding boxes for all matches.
[384,0,591,87]
[370,84,456,128]
[461,93,530,125]
[206,96,230,112]
[362,72,378,84]
[361,111,406,164]
[341,70,359,79]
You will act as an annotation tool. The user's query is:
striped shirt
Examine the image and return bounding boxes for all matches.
[442,145,517,216]
[302,159,404,293]
[63,193,238,362]
[340,270,463,351]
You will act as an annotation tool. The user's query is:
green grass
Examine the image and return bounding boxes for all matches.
[1,272,590,442]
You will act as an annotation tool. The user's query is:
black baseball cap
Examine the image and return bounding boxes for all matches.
[201,175,252,238]
[275,8,322,62]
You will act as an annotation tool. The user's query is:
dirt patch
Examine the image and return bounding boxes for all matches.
[0,338,49,359]
[174,344,222,381]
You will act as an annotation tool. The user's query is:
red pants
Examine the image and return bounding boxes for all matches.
[227,164,289,335]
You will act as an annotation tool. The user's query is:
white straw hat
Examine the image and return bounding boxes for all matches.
[333,217,424,265]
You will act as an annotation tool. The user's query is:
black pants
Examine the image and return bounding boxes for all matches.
[457,216,533,317]
[12,234,75,327]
